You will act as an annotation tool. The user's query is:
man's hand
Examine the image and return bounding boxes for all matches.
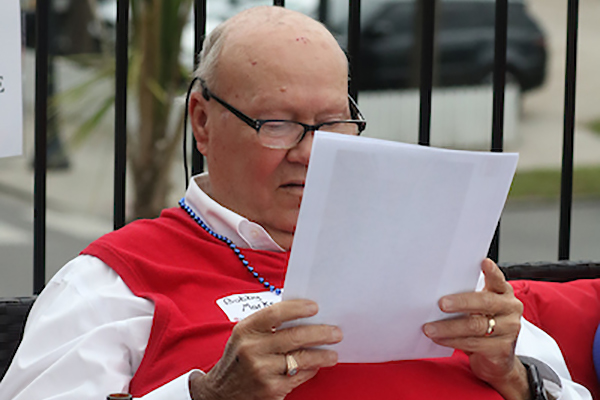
[423,259,530,400]
[190,299,342,400]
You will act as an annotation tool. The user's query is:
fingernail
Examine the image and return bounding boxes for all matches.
[306,302,318,314]
[331,327,343,341]
[328,351,339,364]
[441,298,454,311]
[423,324,436,337]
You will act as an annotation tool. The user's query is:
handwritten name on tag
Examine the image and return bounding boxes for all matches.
[0,0,23,159]
[217,291,282,322]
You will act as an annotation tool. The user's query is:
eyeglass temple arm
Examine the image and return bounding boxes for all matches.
[348,95,364,121]
[200,81,260,131]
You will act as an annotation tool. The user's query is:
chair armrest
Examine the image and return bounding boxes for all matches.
[500,260,600,282]
[0,296,37,381]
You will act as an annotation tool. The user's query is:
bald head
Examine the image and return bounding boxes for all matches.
[196,6,348,92]
[226,5,331,35]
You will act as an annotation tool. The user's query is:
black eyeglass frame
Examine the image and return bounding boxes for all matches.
[199,79,367,147]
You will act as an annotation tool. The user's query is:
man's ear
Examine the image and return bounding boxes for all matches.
[189,91,209,155]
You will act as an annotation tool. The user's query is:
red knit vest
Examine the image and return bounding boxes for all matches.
[82,207,503,399]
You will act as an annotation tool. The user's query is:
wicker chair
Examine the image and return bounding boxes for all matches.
[0,261,599,383]
[0,296,37,380]
[500,260,600,282]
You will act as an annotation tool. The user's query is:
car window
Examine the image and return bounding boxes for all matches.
[440,3,495,30]
[366,2,415,37]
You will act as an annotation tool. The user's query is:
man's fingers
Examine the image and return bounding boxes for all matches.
[421,259,525,395]
[230,298,342,364]
[282,368,319,387]
[437,260,514,316]
[278,349,339,375]
[423,314,519,340]
[439,291,507,315]
[240,299,319,333]
[270,324,343,354]
[427,335,514,355]
[424,314,490,339]
[482,258,510,294]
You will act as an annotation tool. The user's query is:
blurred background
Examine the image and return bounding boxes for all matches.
[1,0,599,296]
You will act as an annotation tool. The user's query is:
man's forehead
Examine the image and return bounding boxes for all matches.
[210,6,347,99]
[221,12,343,71]
[224,10,335,53]
[224,29,335,65]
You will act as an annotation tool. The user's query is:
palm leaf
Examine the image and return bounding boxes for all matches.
[70,94,116,146]
[51,63,115,107]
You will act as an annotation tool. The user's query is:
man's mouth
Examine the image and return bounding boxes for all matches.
[281,182,305,191]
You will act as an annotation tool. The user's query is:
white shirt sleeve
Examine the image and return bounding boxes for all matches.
[0,255,198,400]
[516,318,593,400]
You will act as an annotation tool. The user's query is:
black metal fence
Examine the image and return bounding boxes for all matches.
[31,0,583,294]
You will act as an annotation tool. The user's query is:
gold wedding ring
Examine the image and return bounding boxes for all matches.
[485,316,496,336]
[285,353,299,377]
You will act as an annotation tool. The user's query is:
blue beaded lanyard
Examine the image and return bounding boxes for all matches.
[179,198,282,295]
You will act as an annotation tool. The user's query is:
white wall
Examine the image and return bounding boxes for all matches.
[359,84,521,150]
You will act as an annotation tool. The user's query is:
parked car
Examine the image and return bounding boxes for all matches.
[329,0,547,92]
[95,0,319,71]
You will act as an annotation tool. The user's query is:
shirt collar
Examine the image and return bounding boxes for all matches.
[184,173,285,252]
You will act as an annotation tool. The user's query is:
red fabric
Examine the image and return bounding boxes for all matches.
[288,351,498,400]
[511,279,600,398]
[83,207,503,399]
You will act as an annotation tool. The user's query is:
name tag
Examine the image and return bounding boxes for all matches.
[217,291,282,322]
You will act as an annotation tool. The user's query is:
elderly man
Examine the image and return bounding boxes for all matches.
[0,6,592,400]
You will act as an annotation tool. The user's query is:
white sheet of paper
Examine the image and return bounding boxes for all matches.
[0,0,23,159]
[283,131,518,363]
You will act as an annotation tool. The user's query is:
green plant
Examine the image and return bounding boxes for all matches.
[59,0,194,220]
[129,0,193,219]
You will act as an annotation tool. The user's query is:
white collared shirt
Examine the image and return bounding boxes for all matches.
[184,174,283,252]
[0,174,591,400]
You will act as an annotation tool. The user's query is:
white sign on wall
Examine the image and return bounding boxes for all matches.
[0,0,23,159]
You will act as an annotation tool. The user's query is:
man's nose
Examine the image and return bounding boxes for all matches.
[286,129,314,166]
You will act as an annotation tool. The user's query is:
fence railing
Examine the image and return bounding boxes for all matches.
[31,0,583,295]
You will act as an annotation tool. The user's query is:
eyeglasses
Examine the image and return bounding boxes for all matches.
[199,79,367,149]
